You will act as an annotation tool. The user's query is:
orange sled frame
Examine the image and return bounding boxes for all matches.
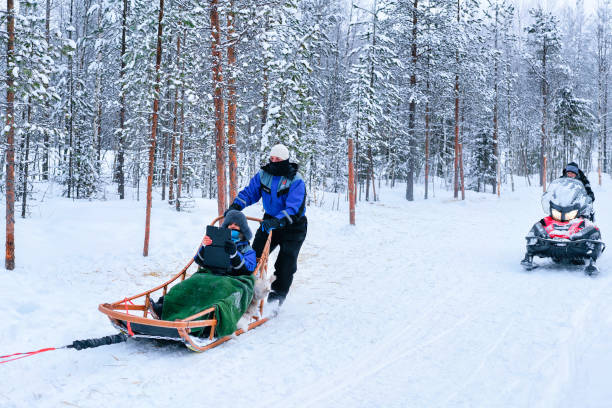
[98,216,273,352]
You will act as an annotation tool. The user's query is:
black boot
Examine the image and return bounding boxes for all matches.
[585,259,599,276]
[521,254,537,270]
[149,296,164,319]
[267,291,286,306]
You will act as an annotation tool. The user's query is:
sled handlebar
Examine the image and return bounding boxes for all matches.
[210,215,263,226]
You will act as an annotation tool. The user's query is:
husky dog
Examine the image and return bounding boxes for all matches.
[236,274,276,332]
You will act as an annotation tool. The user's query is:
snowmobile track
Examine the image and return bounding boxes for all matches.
[270,294,497,408]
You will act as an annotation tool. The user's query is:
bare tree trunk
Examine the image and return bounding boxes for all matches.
[227,0,238,202]
[177,36,186,213]
[211,0,226,215]
[407,0,418,201]
[540,38,547,187]
[161,129,167,200]
[493,4,500,196]
[43,0,51,181]
[21,102,32,218]
[348,138,356,225]
[67,0,75,198]
[604,78,609,173]
[371,168,377,201]
[143,0,164,257]
[169,104,177,203]
[507,75,515,192]
[94,0,103,173]
[454,0,460,199]
[176,95,185,211]
[424,98,430,200]
[459,143,465,200]
[5,0,16,269]
[260,14,270,143]
[117,0,128,199]
[365,0,378,203]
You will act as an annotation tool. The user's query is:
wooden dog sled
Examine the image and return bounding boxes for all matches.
[98,216,272,352]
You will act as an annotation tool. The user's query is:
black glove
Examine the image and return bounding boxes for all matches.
[224,203,242,217]
[260,218,285,233]
[224,240,237,256]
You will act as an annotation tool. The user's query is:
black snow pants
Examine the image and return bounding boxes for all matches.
[252,215,307,297]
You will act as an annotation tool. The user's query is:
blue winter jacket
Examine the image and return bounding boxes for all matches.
[233,164,306,224]
[229,240,257,276]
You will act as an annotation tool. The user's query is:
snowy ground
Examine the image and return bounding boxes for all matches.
[3,177,612,408]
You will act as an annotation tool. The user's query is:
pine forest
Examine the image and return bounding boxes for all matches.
[1,0,609,265]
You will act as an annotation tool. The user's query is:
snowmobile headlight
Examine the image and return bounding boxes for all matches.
[551,209,562,221]
[565,210,578,221]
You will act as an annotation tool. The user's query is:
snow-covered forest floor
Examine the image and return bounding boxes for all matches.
[3,177,612,408]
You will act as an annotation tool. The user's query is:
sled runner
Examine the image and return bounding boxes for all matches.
[98,216,273,352]
[521,178,606,275]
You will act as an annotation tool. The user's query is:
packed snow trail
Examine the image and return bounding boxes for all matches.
[2,179,612,407]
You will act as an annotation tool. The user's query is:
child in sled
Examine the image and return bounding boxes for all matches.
[148,210,257,337]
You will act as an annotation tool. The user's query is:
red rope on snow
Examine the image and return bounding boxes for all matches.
[123,298,135,336]
[0,347,57,364]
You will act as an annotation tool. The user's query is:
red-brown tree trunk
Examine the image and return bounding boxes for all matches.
[227,0,238,202]
[5,0,16,270]
[143,0,164,257]
[211,0,226,216]
[348,138,356,225]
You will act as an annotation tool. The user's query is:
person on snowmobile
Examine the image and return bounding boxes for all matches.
[149,210,256,319]
[520,177,603,274]
[561,162,594,202]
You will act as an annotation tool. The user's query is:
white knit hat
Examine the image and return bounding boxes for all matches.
[270,144,289,161]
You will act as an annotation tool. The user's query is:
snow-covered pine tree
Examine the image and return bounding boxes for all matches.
[526,6,562,187]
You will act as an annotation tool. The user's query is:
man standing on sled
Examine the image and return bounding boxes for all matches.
[225,143,307,307]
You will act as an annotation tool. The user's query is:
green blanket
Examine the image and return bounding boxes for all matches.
[161,272,255,337]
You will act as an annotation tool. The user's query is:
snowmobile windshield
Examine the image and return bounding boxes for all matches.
[541,177,592,218]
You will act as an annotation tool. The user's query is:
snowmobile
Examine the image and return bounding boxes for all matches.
[521,177,605,275]
[98,216,274,352]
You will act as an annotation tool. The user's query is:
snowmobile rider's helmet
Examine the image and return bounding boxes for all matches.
[221,210,252,241]
[564,163,580,178]
[549,201,580,222]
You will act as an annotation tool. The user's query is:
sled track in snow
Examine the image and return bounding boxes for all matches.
[529,275,612,408]
[266,292,499,408]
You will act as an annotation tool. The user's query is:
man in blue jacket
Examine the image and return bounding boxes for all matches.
[225,144,307,306]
